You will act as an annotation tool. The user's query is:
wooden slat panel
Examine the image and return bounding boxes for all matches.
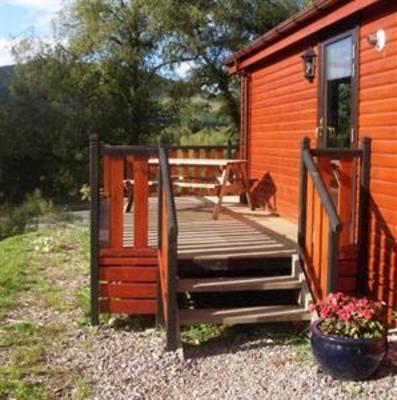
[99,248,157,257]
[337,277,357,292]
[100,299,156,314]
[319,209,328,299]
[99,266,157,282]
[181,149,189,195]
[338,158,354,246]
[338,260,358,276]
[103,155,111,195]
[100,283,157,298]
[133,156,149,248]
[109,156,124,248]
[312,190,323,296]
[100,257,157,266]
[204,149,212,195]
[193,148,201,195]
[305,177,314,261]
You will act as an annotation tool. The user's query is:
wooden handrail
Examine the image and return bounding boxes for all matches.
[157,139,179,351]
[298,137,366,300]
[302,149,342,233]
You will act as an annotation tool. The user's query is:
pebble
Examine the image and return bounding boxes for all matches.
[47,325,397,400]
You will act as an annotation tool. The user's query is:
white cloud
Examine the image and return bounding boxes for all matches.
[0,38,16,66]
[3,0,62,12]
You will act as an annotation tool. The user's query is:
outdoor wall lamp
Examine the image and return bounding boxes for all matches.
[301,47,317,83]
[367,29,386,51]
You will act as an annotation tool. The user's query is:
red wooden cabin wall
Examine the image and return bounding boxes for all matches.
[359,5,397,323]
[245,1,396,322]
[248,45,317,220]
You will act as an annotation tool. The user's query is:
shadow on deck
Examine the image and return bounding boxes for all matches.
[123,196,297,261]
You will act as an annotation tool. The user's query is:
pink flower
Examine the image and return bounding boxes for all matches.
[358,298,369,307]
[337,309,352,322]
[360,309,374,320]
[345,302,356,313]
[321,306,330,318]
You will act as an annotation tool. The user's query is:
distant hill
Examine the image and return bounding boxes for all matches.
[0,65,15,103]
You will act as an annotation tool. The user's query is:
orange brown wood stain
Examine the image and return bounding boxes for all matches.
[243,1,397,322]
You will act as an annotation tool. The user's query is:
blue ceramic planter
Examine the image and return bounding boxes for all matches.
[311,320,387,381]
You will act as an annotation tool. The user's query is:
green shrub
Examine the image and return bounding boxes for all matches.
[179,128,236,146]
[0,190,70,240]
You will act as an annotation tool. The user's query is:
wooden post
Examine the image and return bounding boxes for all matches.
[156,137,164,328]
[357,137,372,294]
[298,137,310,250]
[133,156,149,248]
[327,227,340,294]
[89,133,100,325]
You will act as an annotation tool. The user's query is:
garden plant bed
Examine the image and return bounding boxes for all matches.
[0,222,396,399]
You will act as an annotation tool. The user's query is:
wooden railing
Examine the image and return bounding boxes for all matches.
[298,137,371,302]
[90,135,159,324]
[158,140,179,351]
[104,143,239,197]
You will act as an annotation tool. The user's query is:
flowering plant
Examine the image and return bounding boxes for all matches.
[310,292,386,339]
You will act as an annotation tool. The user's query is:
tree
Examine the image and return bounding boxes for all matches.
[149,0,300,131]
[56,0,176,144]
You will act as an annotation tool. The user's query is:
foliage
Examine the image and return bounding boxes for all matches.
[179,128,234,146]
[150,0,300,130]
[159,98,237,144]
[0,190,70,240]
[0,0,304,203]
[0,65,13,104]
[181,324,229,345]
[311,293,386,339]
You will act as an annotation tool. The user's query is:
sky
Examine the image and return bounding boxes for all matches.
[0,0,63,66]
[0,0,192,75]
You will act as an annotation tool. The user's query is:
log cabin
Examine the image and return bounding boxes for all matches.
[90,0,396,350]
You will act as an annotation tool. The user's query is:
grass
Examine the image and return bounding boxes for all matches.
[0,232,41,319]
[182,324,229,345]
[0,224,91,399]
[181,322,311,350]
[0,219,313,398]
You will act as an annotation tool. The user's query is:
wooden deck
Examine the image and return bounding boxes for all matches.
[122,196,297,260]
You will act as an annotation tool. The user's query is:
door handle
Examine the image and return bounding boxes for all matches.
[327,126,336,137]
[316,117,324,138]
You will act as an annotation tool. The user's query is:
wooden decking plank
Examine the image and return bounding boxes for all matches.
[100,257,158,266]
[179,305,310,324]
[99,266,157,282]
[177,276,301,292]
[100,299,156,314]
[100,283,157,298]
[122,197,298,260]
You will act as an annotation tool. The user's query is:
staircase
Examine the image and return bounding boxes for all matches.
[157,143,312,351]
[176,254,311,327]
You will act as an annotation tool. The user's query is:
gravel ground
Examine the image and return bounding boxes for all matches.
[4,223,396,399]
[48,323,396,400]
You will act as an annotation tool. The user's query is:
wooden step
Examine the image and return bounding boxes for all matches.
[177,276,301,293]
[179,305,311,325]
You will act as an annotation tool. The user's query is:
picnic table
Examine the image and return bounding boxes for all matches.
[125,158,254,219]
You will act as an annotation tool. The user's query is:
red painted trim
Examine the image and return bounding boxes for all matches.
[227,0,381,74]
